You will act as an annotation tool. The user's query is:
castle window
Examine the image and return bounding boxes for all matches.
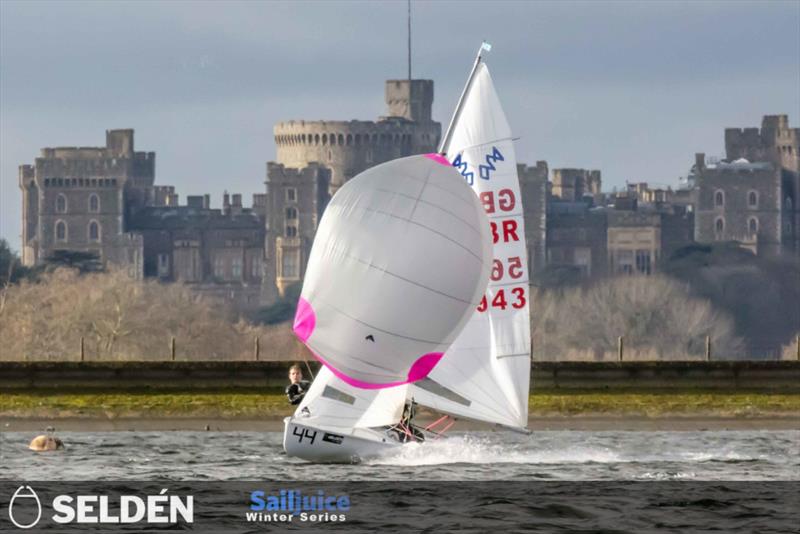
[56,194,67,213]
[355,134,361,146]
[714,190,724,208]
[301,134,306,143]
[285,225,297,237]
[89,193,100,213]
[635,250,652,275]
[281,250,299,278]
[314,134,320,145]
[346,134,352,146]
[328,150,332,161]
[286,207,298,220]
[322,134,328,145]
[158,253,170,278]
[232,257,242,279]
[213,257,225,278]
[747,191,758,208]
[45,179,50,187]
[55,220,67,242]
[88,220,100,242]
[251,256,261,278]
[614,250,634,275]
[748,217,758,235]
[338,134,344,145]
[714,217,725,239]
[286,188,297,202]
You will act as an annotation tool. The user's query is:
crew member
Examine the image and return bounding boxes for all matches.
[390,401,425,443]
[286,364,311,405]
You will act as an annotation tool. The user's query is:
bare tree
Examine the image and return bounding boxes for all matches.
[532,275,743,361]
[0,268,302,361]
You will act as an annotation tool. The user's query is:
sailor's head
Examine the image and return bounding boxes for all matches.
[289,364,303,384]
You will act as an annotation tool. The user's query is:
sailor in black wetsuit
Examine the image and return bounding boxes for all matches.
[286,364,311,405]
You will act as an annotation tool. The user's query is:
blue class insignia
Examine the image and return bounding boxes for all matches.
[452,153,474,185]
[479,147,504,180]
[451,146,504,185]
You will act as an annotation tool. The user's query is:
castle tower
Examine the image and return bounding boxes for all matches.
[265,79,441,301]
[518,161,548,278]
[273,79,440,195]
[18,129,152,274]
[384,79,434,122]
[724,115,799,255]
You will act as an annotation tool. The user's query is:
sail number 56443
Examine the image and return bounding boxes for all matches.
[477,287,526,312]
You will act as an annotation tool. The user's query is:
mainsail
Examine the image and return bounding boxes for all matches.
[409,48,532,430]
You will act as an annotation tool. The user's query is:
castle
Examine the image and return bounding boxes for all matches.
[18,78,799,311]
[263,79,442,299]
[18,129,266,309]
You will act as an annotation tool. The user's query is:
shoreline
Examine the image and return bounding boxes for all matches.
[3,414,797,432]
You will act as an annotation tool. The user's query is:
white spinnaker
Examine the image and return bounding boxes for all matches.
[294,367,407,433]
[296,154,492,388]
[409,61,531,429]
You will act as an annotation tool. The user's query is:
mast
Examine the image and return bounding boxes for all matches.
[437,41,492,155]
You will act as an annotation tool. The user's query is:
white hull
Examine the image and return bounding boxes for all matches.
[283,417,404,463]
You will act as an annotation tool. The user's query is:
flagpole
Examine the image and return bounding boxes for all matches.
[438,41,491,155]
[407,0,412,81]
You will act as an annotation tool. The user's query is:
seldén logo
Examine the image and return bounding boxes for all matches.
[8,486,42,529]
[6,485,193,528]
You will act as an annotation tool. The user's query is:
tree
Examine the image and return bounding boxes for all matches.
[663,243,800,357]
[252,282,302,325]
[0,268,287,361]
[0,239,31,286]
[531,275,743,360]
[43,250,104,274]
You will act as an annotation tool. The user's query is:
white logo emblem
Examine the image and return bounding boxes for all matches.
[8,486,42,529]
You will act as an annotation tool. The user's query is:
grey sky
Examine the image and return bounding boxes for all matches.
[2,0,798,249]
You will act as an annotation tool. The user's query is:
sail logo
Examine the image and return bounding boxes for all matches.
[452,153,474,185]
[451,147,504,185]
[8,486,42,529]
[478,147,505,181]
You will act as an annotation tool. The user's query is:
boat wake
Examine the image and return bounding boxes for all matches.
[366,434,623,466]
[364,433,778,468]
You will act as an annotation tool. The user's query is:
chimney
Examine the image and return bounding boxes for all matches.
[203,194,210,209]
[231,193,243,215]
[223,191,231,215]
[695,153,705,171]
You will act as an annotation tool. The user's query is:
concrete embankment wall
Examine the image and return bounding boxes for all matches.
[0,361,797,390]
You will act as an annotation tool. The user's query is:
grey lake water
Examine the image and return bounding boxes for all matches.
[0,430,797,480]
[1,431,798,532]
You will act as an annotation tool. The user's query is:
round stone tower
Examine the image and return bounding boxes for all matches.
[274,80,441,193]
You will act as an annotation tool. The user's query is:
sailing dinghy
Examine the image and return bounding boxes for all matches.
[284,44,531,462]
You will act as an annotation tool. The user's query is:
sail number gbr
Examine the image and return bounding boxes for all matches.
[477,286,526,312]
